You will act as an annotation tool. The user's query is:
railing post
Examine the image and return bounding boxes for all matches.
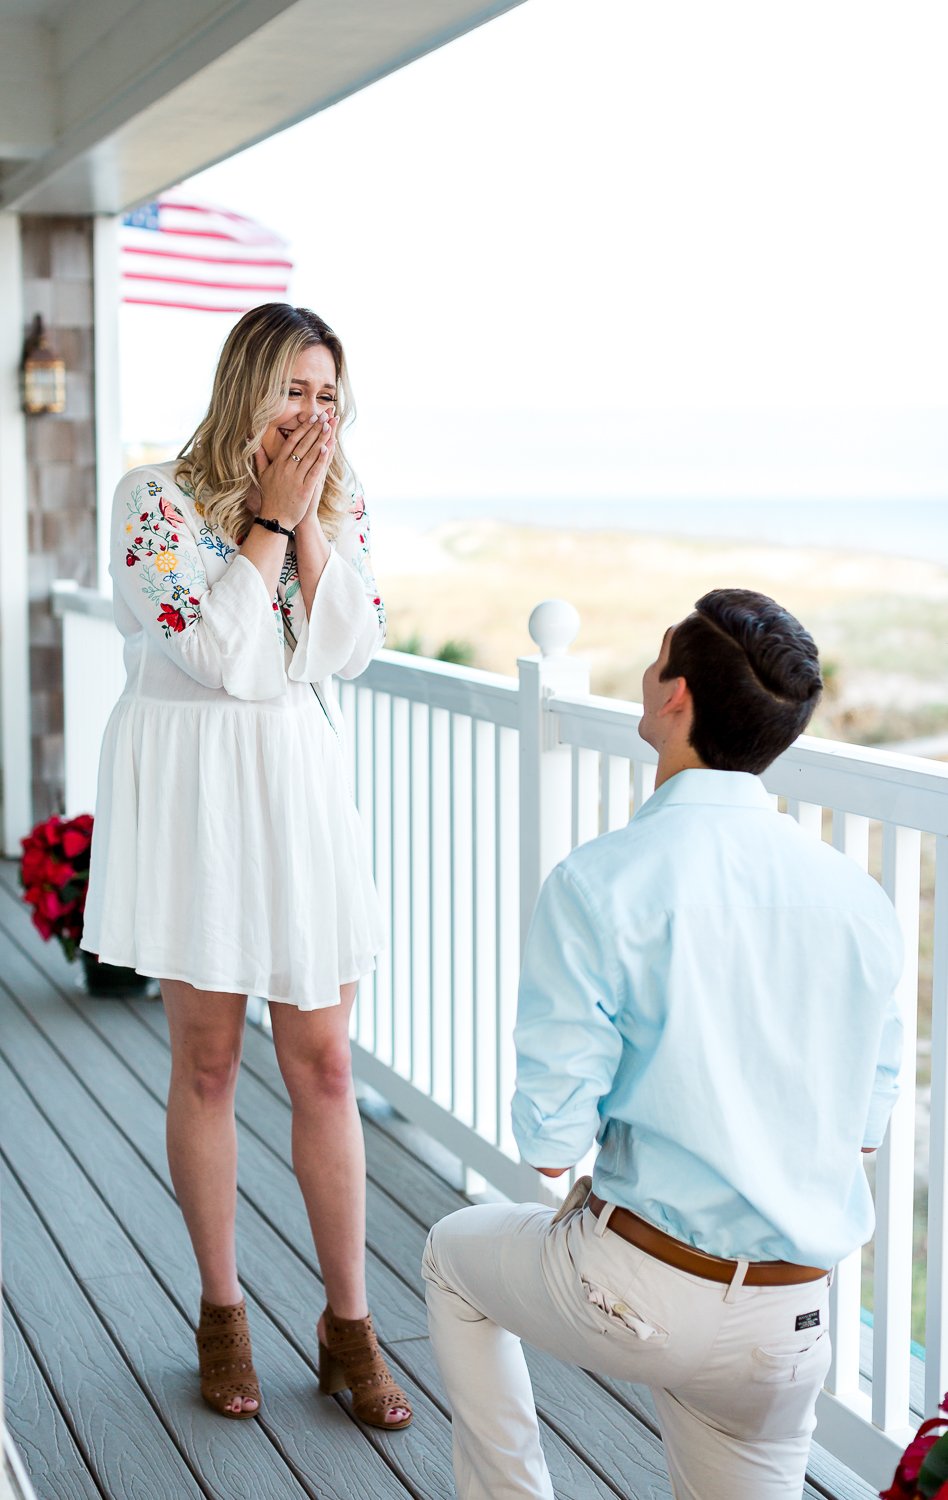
[518,600,589,959]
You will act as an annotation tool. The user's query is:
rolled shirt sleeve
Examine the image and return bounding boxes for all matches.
[863,983,904,1149]
[283,494,386,684]
[113,469,286,701]
[512,863,624,1169]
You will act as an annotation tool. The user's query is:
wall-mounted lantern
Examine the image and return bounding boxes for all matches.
[21,314,66,415]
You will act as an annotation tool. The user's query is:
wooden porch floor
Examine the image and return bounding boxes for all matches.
[0,859,873,1500]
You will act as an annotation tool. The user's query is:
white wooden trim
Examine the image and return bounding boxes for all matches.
[813,1389,910,1492]
[92,215,121,597]
[0,212,31,856]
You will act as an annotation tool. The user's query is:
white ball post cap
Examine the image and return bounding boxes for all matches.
[528,599,580,659]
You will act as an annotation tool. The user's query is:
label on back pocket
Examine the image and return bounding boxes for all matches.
[795,1310,820,1331]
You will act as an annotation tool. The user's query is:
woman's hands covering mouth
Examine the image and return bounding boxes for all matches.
[252,408,336,534]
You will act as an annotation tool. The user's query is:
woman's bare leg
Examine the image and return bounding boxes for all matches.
[269,983,410,1424]
[162,978,257,1414]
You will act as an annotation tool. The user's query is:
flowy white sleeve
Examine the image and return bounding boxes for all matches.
[112,468,287,701]
[281,493,386,684]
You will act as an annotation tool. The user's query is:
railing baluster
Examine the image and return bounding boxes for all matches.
[632,757,656,813]
[473,717,497,1141]
[371,692,393,1065]
[873,823,921,1432]
[429,706,452,1111]
[927,835,948,1412]
[409,700,430,1093]
[496,724,520,1157]
[450,712,474,1126]
[601,754,630,833]
[572,746,598,849]
[390,696,411,1076]
[354,685,375,1053]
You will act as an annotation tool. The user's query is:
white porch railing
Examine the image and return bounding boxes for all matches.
[54,583,948,1490]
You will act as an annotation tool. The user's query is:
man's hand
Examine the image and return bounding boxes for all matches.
[536,1166,570,1178]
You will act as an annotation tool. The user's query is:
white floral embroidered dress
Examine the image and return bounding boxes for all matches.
[81,460,385,1009]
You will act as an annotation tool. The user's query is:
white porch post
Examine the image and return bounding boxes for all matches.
[517,599,588,957]
[92,215,121,596]
[0,211,31,857]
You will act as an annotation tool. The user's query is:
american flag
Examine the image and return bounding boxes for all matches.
[120,198,293,313]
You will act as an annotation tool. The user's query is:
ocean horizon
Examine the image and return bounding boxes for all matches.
[385,496,948,567]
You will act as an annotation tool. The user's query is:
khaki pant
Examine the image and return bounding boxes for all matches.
[422,1184,832,1500]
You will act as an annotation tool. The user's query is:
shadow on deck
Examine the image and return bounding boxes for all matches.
[0,860,873,1500]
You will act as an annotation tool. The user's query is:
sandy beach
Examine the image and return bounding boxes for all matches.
[374,517,948,748]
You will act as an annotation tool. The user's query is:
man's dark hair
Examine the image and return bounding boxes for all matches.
[660,588,823,774]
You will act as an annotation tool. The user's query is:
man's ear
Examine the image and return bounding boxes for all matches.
[656,674,691,719]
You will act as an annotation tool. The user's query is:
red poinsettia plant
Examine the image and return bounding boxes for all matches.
[19,813,94,962]
[882,1394,948,1498]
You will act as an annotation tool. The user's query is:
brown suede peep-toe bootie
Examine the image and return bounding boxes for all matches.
[318,1305,413,1429]
[196,1297,261,1419]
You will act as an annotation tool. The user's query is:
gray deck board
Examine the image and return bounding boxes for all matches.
[1,1301,103,1500]
[0,858,875,1498]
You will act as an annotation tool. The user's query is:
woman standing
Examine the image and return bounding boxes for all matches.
[82,304,411,1428]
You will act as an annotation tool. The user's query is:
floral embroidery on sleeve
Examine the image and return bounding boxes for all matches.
[123,481,205,637]
[277,547,299,638]
[347,493,386,636]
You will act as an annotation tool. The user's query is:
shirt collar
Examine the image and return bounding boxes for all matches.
[635,768,772,820]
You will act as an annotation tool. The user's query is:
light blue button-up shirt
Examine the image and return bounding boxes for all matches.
[512,768,903,1268]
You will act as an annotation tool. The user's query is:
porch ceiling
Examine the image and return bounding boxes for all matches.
[0,0,524,215]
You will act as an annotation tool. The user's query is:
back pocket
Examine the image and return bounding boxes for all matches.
[751,1329,830,1385]
[581,1278,670,1343]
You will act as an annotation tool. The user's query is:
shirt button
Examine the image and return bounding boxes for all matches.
[614,1302,628,1313]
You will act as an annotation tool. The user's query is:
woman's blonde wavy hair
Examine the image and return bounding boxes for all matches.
[176,304,356,543]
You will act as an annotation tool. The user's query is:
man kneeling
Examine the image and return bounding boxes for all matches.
[422,589,903,1500]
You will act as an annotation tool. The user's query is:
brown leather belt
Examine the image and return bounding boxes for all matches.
[586,1193,829,1287]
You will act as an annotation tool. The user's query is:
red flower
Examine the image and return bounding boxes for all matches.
[373,597,381,606]
[158,603,185,633]
[61,827,92,859]
[41,856,75,888]
[20,845,47,885]
[883,1412,948,1496]
[126,550,137,567]
[188,596,199,606]
[31,911,54,941]
[905,1424,947,1480]
[171,533,179,542]
[140,511,149,521]
[38,816,62,847]
[39,888,72,921]
[134,535,144,545]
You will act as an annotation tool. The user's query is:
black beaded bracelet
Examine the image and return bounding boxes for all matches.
[253,515,295,541]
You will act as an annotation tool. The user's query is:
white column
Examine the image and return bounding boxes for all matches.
[92,215,121,596]
[0,211,31,856]
[517,599,589,957]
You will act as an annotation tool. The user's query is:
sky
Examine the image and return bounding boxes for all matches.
[120,0,948,505]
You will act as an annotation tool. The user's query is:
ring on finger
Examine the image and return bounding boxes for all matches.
[289,453,302,463]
